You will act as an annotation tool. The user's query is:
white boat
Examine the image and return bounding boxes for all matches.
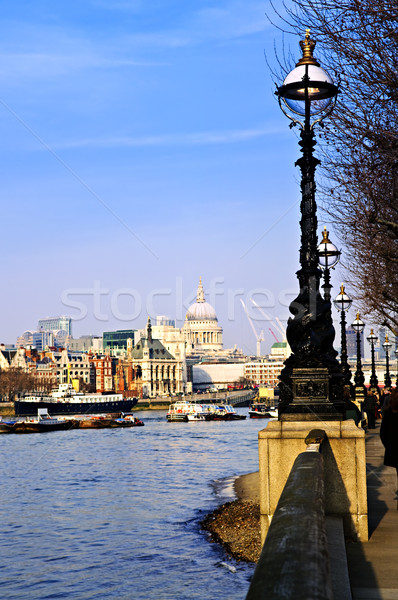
[0,409,78,434]
[187,412,207,421]
[167,400,245,422]
[15,383,138,416]
[248,402,278,419]
[167,400,211,422]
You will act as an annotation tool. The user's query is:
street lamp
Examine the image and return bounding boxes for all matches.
[395,348,398,387]
[318,226,340,301]
[276,30,344,420]
[383,334,392,389]
[351,312,366,398]
[366,329,379,391]
[333,284,352,388]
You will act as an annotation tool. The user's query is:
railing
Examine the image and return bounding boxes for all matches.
[227,390,257,406]
[245,430,335,600]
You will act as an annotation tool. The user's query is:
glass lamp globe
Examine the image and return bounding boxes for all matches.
[367,329,378,346]
[383,335,392,352]
[333,284,352,312]
[278,30,338,117]
[318,226,340,269]
[352,312,365,333]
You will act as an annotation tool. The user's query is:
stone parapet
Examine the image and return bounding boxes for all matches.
[258,419,368,542]
[246,450,333,600]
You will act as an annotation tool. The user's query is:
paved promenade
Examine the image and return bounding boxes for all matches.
[346,421,398,599]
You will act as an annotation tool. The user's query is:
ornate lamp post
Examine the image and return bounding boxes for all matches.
[383,335,392,390]
[333,284,352,388]
[318,226,340,301]
[366,329,379,392]
[395,348,398,387]
[352,312,366,399]
[276,30,344,420]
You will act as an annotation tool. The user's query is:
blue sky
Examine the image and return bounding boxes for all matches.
[0,0,350,355]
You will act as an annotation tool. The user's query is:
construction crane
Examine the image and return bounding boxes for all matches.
[240,299,264,357]
[251,299,287,342]
[269,328,280,344]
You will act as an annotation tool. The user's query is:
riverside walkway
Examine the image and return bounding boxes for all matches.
[346,422,398,599]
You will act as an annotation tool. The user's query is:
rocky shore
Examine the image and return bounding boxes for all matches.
[201,471,261,563]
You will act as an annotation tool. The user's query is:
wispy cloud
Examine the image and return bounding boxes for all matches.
[52,125,285,150]
[0,1,271,83]
[0,51,166,82]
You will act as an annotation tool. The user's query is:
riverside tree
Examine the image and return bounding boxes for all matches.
[0,368,37,401]
[272,0,398,331]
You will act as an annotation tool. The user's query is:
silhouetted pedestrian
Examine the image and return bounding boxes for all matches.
[381,390,392,415]
[364,391,377,429]
[380,389,398,493]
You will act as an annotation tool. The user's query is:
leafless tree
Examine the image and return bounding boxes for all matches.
[0,368,37,401]
[270,0,398,332]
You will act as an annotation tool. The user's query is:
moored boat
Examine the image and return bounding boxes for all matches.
[248,402,278,419]
[167,400,211,422]
[14,383,138,416]
[0,409,78,434]
[167,400,245,421]
[209,404,246,421]
[74,414,144,428]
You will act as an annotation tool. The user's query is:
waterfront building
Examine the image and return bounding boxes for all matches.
[192,361,245,390]
[16,331,34,348]
[244,359,284,388]
[17,327,70,351]
[242,342,291,388]
[69,335,103,353]
[137,318,188,387]
[377,326,396,360]
[119,318,183,398]
[182,278,223,354]
[38,315,72,337]
[346,325,364,359]
[103,329,137,351]
[32,330,56,351]
[0,344,15,369]
[155,316,175,327]
[89,352,113,392]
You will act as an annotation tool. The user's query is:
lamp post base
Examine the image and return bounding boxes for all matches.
[279,368,343,422]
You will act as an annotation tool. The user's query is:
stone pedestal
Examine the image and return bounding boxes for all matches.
[258,419,368,543]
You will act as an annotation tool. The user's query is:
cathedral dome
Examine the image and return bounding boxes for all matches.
[185,278,218,322]
[186,301,217,321]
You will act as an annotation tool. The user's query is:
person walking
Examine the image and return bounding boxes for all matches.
[364,390,377,429]
[380,389,398,497]
[381,390,392,415]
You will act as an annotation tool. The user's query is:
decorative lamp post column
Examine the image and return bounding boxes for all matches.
[395,348,398,387]
[276,30,344,420]
[366,329,379,392]
[383,335,392,390]
[352,312,366,399]
[318,226,340,301]
[333,284,352,388]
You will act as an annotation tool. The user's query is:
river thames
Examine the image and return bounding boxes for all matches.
[0,408,268,599]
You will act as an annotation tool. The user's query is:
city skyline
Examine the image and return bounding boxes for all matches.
[0,1,355,354]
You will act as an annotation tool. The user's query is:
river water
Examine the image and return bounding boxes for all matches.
[0,409,269,599]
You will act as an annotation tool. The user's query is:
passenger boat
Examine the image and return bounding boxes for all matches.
[209,404,246,421]
[14,383,138,416]
[248,402,278,419]
[167,400,211,422]
[167,400,245,422]
[0,409,78,434]
[187,412,207,421]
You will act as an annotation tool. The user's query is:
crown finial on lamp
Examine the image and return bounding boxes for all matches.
[296,29,320,67]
